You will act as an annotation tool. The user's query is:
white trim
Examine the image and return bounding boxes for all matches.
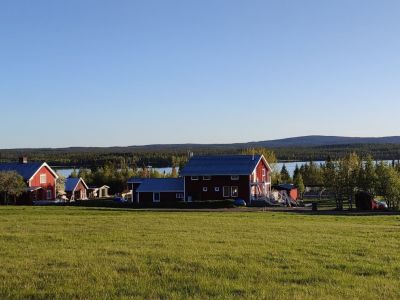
[231,186,239,197]
[215,187,220,192]
[231,175,239,181]
[28,162,59,181]
[202,187,208,192]
[39,174,47,184]
[183,177,186,202]
[191,176,199,181]
[223,186,230,197]
[203,176,211,180]
[176,193,184,199]
[251,155,272,174]
[153,192,160,202]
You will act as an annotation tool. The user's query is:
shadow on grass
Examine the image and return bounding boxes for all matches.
[44,201,400,216]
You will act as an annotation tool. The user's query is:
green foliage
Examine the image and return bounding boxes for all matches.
[280,165,292,183]
[0,171,25,204]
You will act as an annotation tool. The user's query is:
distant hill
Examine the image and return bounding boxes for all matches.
[2,135,400,152]
[249,135,400,148]
[2,135,400,166]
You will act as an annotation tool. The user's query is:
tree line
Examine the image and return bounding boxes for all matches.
[275,153,400,210]
[1,143,400,168]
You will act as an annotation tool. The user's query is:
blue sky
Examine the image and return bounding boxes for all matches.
[1,0,399,148]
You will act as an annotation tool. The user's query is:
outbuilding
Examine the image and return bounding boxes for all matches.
[136,178,184,204]
[65,177,89,201]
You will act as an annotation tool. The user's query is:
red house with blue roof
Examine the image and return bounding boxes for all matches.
[0,157,58,203]
[181,155,272,204]
[129,155,272,205]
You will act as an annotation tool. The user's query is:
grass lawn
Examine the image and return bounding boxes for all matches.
[0,207,399,299]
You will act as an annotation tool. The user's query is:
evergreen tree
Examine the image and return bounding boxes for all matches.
[280,165,292,183]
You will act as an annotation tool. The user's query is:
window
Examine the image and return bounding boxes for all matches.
[40,174,47,184]
[223,186,230,197]
[231,186,239,197]
[231,175,239,181]
[153,192,160,202]
[176,193,184,199]
[203,187,208,192]
[215,187,220,192]
[262,168,266,181]
[191,176,199,181]
[46,190,52,200]
[203,176,211,180]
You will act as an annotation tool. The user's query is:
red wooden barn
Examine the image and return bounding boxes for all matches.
[180,154,272,205]
[0,157,58,203]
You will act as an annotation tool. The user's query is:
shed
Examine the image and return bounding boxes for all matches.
[136,178,184,204]
[65,177,89,201]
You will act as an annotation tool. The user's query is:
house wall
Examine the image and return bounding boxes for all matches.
[290,189,298,200]
[29,166,56,200]
[137,192,182,204]
[184,175,250,202]
[252,159,271,184]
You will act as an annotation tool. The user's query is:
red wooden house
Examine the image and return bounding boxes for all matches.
[65,177,89,201]
[0,157,58,203]
[180,155,272,204]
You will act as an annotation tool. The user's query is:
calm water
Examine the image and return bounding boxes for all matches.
[53,167,177,178]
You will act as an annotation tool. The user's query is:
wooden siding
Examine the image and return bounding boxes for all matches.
[184,175,250,202]
[29,165,57,200]
[138,192,182,204]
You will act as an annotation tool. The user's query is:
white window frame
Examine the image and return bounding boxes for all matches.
[176,193,183,199]
[46,190,52,200]
[215,187,220,192]
[203,176,211,180]
[191,176,199,181]
[40,174,47,184]
[223,186,230,197]
[231,175,239,181]
[153,192,160,202]
[231,186,239,197]
[262,168,266,181]
[203,187,208,192]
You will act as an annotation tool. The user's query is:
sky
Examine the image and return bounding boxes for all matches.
[1,0,399,148]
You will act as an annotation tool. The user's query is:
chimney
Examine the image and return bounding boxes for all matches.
[19,156,28,164]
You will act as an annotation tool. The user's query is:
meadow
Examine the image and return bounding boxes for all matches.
[0,207,399,299]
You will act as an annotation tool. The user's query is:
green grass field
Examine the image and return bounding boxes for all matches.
[0,207,399,299]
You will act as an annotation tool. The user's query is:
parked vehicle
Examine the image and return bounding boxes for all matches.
[234,198,247,207]
[375,200,388,210]
[113,196,127,203]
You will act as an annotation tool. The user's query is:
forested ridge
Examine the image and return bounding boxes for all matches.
[1,143,400,168]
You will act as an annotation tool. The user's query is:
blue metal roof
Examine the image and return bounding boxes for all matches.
[180,155,263,176]
[272,184,296,191]
[0,162,43,181]
[136,178,184,193]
